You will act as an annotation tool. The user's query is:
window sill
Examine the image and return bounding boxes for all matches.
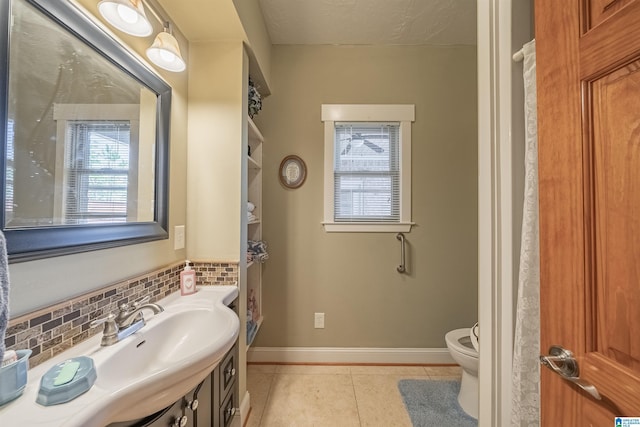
[322,222,414,233]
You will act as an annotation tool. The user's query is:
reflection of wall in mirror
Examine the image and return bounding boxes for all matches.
[5,0,154,228]
[138,88,157,222]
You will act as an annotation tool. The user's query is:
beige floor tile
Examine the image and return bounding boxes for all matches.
[424,365,463,379]
[246,365,465,426]
[275,364,351,375]
[259,373,360,427]
[245,408,262,427]
[349,365,428,376]
[246,372,275,427]
[352,374,428,427]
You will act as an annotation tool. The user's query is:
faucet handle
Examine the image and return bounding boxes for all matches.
[90,313,119,346]
[118,301,132,312]
[119,296,151,313]
[90,313,117,328]
[132,296,150,308]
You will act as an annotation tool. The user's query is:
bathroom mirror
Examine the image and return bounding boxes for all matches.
[0,0,171,261]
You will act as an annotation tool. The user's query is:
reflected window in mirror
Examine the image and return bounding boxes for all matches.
[51,101,156,226]
[0,0,171,261]
[62,121,132,225]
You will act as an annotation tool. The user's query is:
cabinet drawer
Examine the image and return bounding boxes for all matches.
[219,387,236,427]
[219,344,237,400]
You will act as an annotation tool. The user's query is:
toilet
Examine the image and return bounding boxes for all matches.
[445,325,479,419]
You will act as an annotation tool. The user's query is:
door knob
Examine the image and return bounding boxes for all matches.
[540,345,601,400]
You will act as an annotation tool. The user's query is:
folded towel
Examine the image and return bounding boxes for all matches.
[0,231,9,363]
[247,240,269,263]
[247,202,255,213]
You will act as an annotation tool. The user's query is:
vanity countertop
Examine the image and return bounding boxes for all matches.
[0,285,239,427]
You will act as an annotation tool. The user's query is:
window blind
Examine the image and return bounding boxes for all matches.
[65,121,130,224]
[334,122,400,222]
[5,119,14,221]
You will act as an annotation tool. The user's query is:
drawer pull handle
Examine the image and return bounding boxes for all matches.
[173,415,188,427]
[187,399,199,411]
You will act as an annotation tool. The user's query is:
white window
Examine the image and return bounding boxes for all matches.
[53,104,141,225]
[5,119,14,223]
[321,104,414,232]
[64,121,131,223]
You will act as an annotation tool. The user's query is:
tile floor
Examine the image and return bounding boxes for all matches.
[246,364,463,427]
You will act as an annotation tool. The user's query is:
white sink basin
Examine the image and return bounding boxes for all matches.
[96,308,226,389]
[0,285,239,427]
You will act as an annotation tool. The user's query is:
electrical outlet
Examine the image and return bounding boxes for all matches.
[174,225,185,250]
[314,312,325,329]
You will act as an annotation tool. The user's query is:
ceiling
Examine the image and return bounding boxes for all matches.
[158,0,476,46]
[258,0,476,45]
[157,0,246,42]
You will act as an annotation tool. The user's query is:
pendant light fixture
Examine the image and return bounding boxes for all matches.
[146,23,186,72]
[97,0,153,37]
[97,0,186,72]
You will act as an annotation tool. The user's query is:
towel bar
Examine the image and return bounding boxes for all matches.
[396,233,406,273]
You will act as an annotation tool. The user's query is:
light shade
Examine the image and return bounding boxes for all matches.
[98,0,153,37]
[146,31,186,72]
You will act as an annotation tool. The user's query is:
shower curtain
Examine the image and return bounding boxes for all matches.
[511,39,540,427]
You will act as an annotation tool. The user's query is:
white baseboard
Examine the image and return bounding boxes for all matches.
[246,347,454,365]
[239,390,250,426]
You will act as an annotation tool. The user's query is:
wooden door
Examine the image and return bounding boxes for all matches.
[536,0,640,424]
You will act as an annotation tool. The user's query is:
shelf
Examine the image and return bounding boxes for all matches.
[248,155,261,169]
[247,316,263,349]
[245,109,264,358]
[248,116,264,143]
[247,259,266,268]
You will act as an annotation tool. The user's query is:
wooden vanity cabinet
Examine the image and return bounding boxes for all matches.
[212,344,238,427]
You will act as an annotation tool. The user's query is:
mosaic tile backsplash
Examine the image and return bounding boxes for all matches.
[4,261,238,367]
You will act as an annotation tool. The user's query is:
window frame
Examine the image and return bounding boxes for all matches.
[64,120,133,224]
[321,104,415,232]
[53,104,141,225]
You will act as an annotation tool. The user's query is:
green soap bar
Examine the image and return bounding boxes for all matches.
[53,361,80,386]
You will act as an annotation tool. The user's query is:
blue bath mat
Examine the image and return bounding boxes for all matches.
[398,379,478,427]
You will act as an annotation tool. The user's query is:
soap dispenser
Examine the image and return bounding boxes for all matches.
[180,260,196,295]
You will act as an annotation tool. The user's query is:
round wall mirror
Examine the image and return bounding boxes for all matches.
[279,155,307,189]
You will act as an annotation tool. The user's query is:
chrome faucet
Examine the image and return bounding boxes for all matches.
[116,297,164,328]
[91,296,164,346]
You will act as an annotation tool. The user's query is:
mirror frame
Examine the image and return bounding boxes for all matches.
[0,0,171,262]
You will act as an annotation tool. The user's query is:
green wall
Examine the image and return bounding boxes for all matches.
[254,44,478,348]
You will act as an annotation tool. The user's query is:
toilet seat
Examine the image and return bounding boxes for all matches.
[470,323,479,352]
[445,328,478,358]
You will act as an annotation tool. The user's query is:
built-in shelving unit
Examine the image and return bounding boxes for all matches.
[246,116,263,349]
